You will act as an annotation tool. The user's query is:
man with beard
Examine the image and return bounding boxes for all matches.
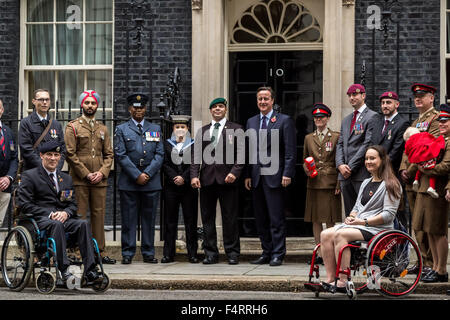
[64,90,115,264]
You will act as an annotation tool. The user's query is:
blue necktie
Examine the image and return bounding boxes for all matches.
[261,116,267,129]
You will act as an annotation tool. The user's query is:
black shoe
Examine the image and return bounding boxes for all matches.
[102,256,116,265]
[269,257,283,266]
[422,272,448,283]
[188,256,200,264]
[228,257,239,265]
[421,269,436,280]
[143,255,158,263]
[307,256,323,265]
[250,256,271,265]
[121,256,132,264]
[60,268,73,281]
[85,268,101,283]
[161,256,174,263]
[202,256,218,265]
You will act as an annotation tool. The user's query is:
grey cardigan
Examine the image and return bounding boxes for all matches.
[334,178,401,236]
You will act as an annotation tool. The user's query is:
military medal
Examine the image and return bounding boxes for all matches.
[100,130,105,140]
[149,131,160,141]
[387,129,392,140]
[50,129,58,138]
[325,141,332,152]
[60,189,73,202]
[369,191,374,197]
[9,141,14,151]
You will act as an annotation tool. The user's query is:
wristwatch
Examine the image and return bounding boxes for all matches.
[364,218,369,227]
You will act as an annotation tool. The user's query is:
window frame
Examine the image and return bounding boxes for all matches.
[441,0,448,103]
[19,0,115,116]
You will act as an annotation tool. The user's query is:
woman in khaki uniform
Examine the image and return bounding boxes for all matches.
[414,104,450,283]
[303,104,341,261]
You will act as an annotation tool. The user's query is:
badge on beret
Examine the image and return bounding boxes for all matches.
[388,92,392,97]
[56,146,60,152]
[356,89,360,93]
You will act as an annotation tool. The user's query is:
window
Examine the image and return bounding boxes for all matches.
[443,0,450,101]
[22,0,113,122]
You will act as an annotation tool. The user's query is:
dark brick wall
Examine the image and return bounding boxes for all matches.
[0,0,20,121]
[354,0,441,116]
[113,0,192,117]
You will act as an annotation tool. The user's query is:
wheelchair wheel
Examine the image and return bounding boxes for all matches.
[36,271,56,294]
[366,230,422,298]
[92,272,111,293]
[1,226,34,291]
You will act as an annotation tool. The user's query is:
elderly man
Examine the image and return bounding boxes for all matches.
[17,140,101,284]
[0,98,18,227]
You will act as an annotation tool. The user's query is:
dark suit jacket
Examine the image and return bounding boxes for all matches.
[163,138,194,187]
[245,111,297,188]
[0,123,18,192]
[190,120,244,186]
[17,164,78,222]
[370,113,409,172]
[19,112,66,171]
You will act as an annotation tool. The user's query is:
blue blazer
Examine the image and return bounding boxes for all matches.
[245,111,297,188]
[0,124,18,192]
[114,119,164,191]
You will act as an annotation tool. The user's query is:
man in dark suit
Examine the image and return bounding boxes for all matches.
[19,89,66,171]
[336,84,377,216]
[244,87,296,266]
[191,97,244,265]
[0,98,18,227]
[17,140,101,284]
[370,91,409,173]
[114,93,164,264]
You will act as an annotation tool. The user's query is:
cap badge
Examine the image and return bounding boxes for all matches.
[137,95,141,101]
[388,92,392,97]
[356,89,360,93]
[56,146,60,152]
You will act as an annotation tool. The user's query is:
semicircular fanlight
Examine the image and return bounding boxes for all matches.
[231,0,322,44]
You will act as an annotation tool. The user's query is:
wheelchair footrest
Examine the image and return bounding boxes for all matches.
[304,282,327,293]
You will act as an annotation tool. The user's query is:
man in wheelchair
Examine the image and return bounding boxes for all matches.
[17,139,102,284]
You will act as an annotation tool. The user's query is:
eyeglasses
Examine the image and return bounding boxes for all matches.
[35,98,50,103]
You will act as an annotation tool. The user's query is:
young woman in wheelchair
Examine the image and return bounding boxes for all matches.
[320,145,402,291]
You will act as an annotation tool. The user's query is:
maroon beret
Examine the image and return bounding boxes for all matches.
[347,84,366,95]
[379,91,399,101]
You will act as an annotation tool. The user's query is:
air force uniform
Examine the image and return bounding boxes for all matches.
[114,94,164,262]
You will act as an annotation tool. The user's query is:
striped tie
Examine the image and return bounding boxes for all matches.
[0,127,5,157]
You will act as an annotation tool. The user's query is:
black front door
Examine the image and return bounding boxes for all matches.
[229,50,323,237]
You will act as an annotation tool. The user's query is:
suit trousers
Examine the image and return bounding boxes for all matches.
[120,190,160,258]
[163,185,198,258]
[75,185,107,253]
[0,191,11,227]
[36,217,96,272]
[252,177,286,260]
[340,179,363,216]
[199,183,240,259]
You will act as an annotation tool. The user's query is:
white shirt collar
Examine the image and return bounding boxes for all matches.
[43,166,57,176]
[37,113,48,121]
[384,112,398,122]
[260,109,274,120]
[317,127,328,135]
[355,104,367,114]
[211,117,227,127]
[131,118,145,127]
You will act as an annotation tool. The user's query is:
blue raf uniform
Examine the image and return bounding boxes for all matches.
[114,93,164,263]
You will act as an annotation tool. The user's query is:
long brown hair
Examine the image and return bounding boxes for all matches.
[366,145,402,200]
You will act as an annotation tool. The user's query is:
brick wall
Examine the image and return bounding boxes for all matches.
[0,0,20,122]
[354,0,440,116]
[114,0,192,118]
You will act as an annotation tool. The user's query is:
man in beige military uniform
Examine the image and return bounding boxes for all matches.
[64,90,115,264]
[399,83,439,271]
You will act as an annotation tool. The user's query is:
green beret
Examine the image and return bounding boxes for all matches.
[209,97,227,109]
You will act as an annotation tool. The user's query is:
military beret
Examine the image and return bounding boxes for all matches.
[347,84,366,95]
[209,97,227,109]
[438,104,450,121]
[312,103,332,117]
[39,140,62,154]
[379,91,399,101]
[411,83,436,95]
[79,90,100,107]
[127,94,149,107]
[171,114,191,124]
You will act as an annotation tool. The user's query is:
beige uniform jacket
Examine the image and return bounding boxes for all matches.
[64,117,114,187]
[399,107,440,190]
[303,129,340,190]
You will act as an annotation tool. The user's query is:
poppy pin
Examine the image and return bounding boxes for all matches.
[271,116,277,123]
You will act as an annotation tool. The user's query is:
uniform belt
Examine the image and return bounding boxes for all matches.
[136,159,150,167]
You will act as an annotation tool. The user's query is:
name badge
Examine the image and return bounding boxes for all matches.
[60,189,73,202]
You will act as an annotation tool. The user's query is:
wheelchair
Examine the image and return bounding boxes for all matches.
[304,228,423,299]
[1,214,111,294]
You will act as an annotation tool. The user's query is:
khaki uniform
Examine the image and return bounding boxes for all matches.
[303,128,342,223]
[64,116,114,253]
[413,136,450,236]
[399,107,439,267]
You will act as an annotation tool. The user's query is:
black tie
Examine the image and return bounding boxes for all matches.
[137,123,143,135]
[49,173,57,191]
[42,119,49,128]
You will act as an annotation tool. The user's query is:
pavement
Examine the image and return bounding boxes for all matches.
[1,237,450,296]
